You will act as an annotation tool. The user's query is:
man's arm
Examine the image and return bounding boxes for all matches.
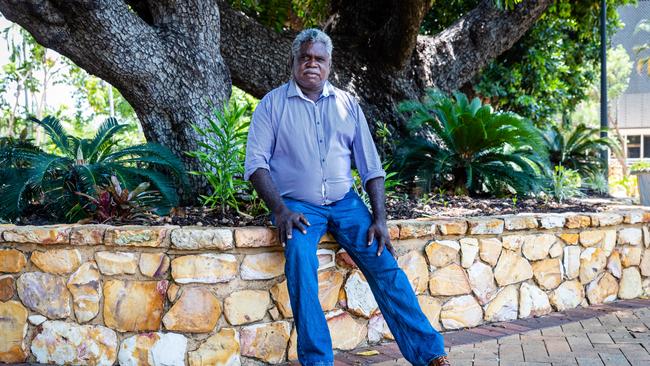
[365,176,397,259]
[250,168,310,247]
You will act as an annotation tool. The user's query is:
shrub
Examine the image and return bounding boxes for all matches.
[352,161,401,207]
[187,100,266,216]
[542,122,619,180]
[548,165,583,203]
[0,116,187,222]
[397,90,548,196]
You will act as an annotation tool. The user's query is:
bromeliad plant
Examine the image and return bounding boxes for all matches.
[397,90,548,196]
[0,116,187,222]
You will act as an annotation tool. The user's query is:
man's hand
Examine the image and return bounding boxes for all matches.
[275,207,310,247]
[367,219,397,259]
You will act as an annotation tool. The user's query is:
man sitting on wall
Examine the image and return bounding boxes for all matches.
[244,28,450,366]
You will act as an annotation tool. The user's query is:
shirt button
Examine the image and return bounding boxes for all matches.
[319,139,323,143]
[321,158,325,162]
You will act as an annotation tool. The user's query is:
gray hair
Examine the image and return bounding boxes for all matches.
[291,28,333,61]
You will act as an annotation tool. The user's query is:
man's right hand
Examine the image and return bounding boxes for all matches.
[274,207,310,247]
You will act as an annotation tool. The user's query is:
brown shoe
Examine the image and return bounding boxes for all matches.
[428,355,451,366]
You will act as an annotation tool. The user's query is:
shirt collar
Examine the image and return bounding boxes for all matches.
[288,79,335,100]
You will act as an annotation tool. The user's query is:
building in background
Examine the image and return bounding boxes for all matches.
[612,1,650,163]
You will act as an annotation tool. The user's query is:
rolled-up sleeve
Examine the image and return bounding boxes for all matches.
[244,97,275,181]
[352,102,386,190]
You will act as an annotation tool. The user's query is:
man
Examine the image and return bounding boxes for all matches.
[244,28,450,366]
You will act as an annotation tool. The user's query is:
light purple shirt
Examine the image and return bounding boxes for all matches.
[244,80,386,205]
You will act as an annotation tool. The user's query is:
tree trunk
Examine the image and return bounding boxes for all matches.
[1,0,551,199]
[0,0,231,200]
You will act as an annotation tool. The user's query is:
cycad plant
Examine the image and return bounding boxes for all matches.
[542,122,619,180]
[397,90,548,196]
[0,116,187,222]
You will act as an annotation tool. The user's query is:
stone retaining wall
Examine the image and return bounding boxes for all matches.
[2,211,650,365]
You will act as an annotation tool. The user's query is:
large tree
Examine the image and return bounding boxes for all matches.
[0,0,551,196]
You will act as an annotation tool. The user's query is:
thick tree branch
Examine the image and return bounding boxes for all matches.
[413,0,552,92]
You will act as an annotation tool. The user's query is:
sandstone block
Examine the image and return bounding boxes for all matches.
[17,272,71,319]
[519,282,551,318]
[460,238,479,268]
[317,249,336,271]
[118,332,187,366]
[397,250,429,294]
[105,226,172,247]
[172,227,235,250]
[440,295,483,330]
[139,252,170,278]
[563,246,581,280]
[345,270,378,318]
[591,213,623,227]
[2,225,70,244]
[326,310,367,350]
[608,251,623,278]
[504,215,538,231]
[522,234,556,261]
[31,321,117,365]
[621,246,643,267]
[619,228,643,246]
[234,226,280,248]
[0,249,26,273]
[417,295,442,331]
[502,235,525,251]
[479,238,502,266]
[163,287,221,333]
[565,215,591,229]
[586,272,619,304]
[641,249,650,276]
[467,261,497,305]
[494,250,533,286]
[0,300,28,363]
[619,267,642,299]
[240,321,291,364]
[67,262,102,323]
[429,263,471,296]
[95,251,138,275]
[532,258,563,290]
[398,219,436,239]
[171,254,238,284]
[224,290,271,325]
[103,280,165,332]
[240,252,285,280]
[579,230,605,247]
[189,328,240,366]
[539,215,566,229]
[425,240,460,268]
[368,313,394,342]
[70,225,108,245]
[484,285,519,322]
[0,275,14,301]
[437,220,468,235]
[30,249,81,274]
[550,280,584,311]
[467,218,504,235]
[579,248,607,284]
[558,233,579,245]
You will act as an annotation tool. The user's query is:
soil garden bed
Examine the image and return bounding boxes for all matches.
[10,188,636,227]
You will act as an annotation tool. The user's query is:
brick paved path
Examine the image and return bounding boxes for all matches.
[323,299,650,366]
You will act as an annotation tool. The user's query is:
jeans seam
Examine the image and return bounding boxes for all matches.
[335,228,423,365]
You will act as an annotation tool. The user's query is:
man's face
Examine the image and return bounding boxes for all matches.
[292,41,331,92]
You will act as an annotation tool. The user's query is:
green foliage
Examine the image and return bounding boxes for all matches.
[472,0,633,125]
[228,0,329,31]
[397,90,548,196]
[0,116,187,222]
[187,100,265,215]
[542,122,620,180]
[582,173,609,195]
[549,165,583,203]
[352,161,401,207]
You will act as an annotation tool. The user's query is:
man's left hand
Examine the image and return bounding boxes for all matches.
[367,220,397,259]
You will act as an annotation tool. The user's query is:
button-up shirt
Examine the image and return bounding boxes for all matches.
[244,79,386,205]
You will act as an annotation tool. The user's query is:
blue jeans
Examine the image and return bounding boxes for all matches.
[271,188,446,366]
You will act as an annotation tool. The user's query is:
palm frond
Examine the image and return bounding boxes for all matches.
[30,116,72,156]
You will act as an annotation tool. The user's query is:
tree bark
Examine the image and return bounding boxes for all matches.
[0,0,232,200]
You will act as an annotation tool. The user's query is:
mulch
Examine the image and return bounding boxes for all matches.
[8,187,635,227]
